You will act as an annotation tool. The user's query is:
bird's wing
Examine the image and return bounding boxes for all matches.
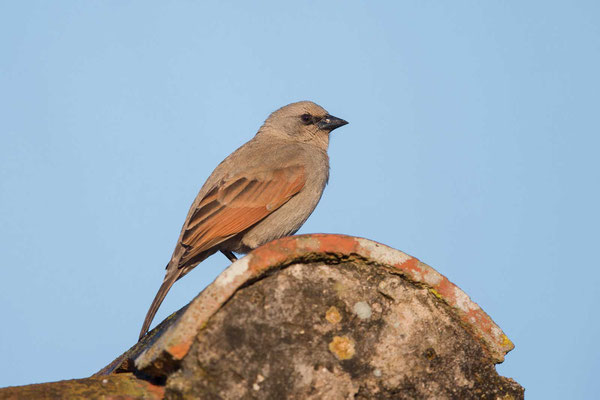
[177,165,306,267]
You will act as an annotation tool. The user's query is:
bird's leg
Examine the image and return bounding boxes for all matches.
[221,250,238,262]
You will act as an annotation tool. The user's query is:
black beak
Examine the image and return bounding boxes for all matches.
[317,114,349,131]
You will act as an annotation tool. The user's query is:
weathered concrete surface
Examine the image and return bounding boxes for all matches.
[117,234,513,379]
[1,234,523,399]
[165,261,522,399]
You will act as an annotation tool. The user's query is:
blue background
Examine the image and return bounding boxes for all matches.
[1,2,598,398]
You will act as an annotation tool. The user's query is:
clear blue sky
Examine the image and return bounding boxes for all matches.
[1,1,598,398]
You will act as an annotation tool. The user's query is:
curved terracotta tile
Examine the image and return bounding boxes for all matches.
[134,234,513,373]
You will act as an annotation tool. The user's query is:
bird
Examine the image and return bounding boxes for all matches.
[139,101,348,340]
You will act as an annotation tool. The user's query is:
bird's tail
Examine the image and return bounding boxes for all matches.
[139,270,179,341]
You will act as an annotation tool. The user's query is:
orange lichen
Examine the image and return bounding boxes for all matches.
[328,336,355,360]
[326,306,342,324]
[168,340,193,360]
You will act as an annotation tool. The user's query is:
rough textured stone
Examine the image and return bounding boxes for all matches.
[165,261,523,399]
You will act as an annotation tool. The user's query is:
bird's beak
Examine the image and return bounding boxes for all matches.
[318,114,349,131]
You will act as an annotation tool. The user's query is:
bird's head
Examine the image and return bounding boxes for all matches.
[258,101,348,149]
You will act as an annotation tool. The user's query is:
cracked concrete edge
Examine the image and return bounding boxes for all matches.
[125,234,512,375]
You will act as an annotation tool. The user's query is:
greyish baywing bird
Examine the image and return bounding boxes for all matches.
[139,101,348,340]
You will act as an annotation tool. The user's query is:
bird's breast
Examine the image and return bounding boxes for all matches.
[234,162,329,252]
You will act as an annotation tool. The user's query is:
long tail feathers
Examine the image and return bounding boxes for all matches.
[139,271,179,341]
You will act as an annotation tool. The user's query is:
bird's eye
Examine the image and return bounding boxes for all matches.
[300,113,313,124]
